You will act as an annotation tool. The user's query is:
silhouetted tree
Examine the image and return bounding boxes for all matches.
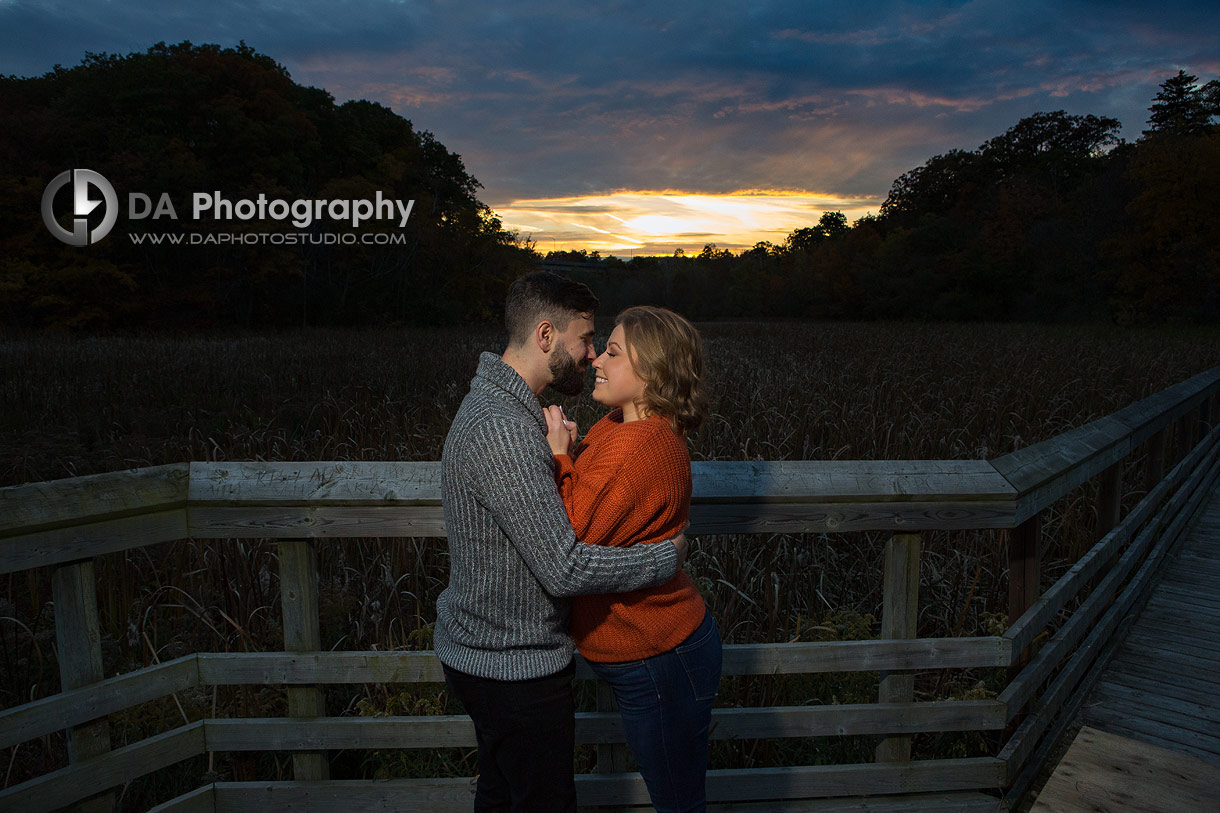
[880,149,986,222]
[817,210,849,238]
[1144,70,1217,137]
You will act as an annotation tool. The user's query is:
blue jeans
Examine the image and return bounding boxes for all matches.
[587,611,722,813]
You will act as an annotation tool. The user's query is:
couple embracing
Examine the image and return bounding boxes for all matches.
[435,271,722,812]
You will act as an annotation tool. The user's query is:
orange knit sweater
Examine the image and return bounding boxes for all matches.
[554,409,706,662]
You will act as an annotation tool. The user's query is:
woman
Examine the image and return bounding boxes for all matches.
[544,305,722,813]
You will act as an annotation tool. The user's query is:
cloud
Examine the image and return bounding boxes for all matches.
[3,1,1220,251]
[494,190,881,256]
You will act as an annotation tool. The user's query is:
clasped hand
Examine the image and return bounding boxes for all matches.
[544,404,579,456]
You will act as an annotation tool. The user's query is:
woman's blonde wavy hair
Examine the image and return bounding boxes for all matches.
[616,306,708,437]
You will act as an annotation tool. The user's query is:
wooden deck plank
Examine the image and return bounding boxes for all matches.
[1031,727,1220,812]
[1121,631,1220,662]
[1142,593,1220,618]
[1155,570,1220,592]
[1159,567,1220,587]
[1139,604,1220,630]
[1097,673,1220,713]
[1143,584,1220,614]
[1136,606,1220,633]
[1086,692,1220,759]
[1091,681,1220,726]
[1085,690,1220,740]
[1157,570,1220,591]
[1102,660,1220,697]
[1160,547,1220,564]
[1111,637,1220,674]
[1093,678,1220,722]
[1174,550,1220,566]
[1104,730,1220,768]
[1117,625,1220,664]
[1086,708,1220,759]
[1148,598,1220,620]
[1144,575,1220,600]
[1126,614,1220,646]
[1166,538,1220,557]
[1108,638,1220,679]
[1175,532,1220,547]
[1076,719,1220,768]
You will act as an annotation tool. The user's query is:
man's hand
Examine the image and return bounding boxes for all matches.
[672,530,690,568]
[544,405,579,456]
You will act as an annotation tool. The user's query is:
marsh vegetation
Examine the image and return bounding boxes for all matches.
[3,321,1219,805]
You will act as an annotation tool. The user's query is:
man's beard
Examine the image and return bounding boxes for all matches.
[548,345,587,396]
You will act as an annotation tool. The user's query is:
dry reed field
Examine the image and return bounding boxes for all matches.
[3,321,1220,801]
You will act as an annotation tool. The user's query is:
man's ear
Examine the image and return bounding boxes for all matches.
[534,320,554,353]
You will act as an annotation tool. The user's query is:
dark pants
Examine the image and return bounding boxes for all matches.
[587,611,722,813]
[443,660,578,812]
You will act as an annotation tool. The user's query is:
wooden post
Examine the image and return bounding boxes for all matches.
[1007,513,1042,674]
[1200,397,1213,437]
[52,560,114,813]
[278,539,329,780]
[1096,463,1122,541]
[875,533,920,763]
[1144,429,1165,495]
[595,681,630,773]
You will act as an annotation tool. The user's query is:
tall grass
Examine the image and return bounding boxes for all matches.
[3,322,1219,805]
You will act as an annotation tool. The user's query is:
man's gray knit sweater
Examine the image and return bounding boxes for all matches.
[435,352,679,681]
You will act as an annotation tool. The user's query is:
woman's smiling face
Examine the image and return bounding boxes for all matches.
[591,324,648,421]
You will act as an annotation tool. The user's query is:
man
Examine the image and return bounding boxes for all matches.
[436,272,687,811]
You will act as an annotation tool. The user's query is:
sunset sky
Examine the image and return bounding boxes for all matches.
[3,1,1218,255]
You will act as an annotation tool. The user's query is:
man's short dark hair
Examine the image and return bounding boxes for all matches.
[505,272,599,347]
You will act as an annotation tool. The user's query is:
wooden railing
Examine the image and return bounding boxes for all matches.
[2,367,1218,812]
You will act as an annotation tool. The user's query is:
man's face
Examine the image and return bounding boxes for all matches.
[547,314,596,396]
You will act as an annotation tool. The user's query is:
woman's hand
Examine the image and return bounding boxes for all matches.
[544,405,579,456]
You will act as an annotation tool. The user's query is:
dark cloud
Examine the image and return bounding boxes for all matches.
[3,0,1218,210]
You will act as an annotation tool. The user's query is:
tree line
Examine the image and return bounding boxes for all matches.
[1,43,1216,330]
[564,71,1219,324]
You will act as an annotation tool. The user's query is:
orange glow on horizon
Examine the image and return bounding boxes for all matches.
[491,189,881,257]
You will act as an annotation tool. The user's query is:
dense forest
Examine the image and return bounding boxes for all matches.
[1,43,1217,329]
[0,42,534,330]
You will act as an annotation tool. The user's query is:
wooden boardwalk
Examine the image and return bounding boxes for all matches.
[1035,478,1220,810]
[1080,477,1220,767]
[1032,727,1220,812]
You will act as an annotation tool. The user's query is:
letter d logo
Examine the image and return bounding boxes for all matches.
[42,169,118,246]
